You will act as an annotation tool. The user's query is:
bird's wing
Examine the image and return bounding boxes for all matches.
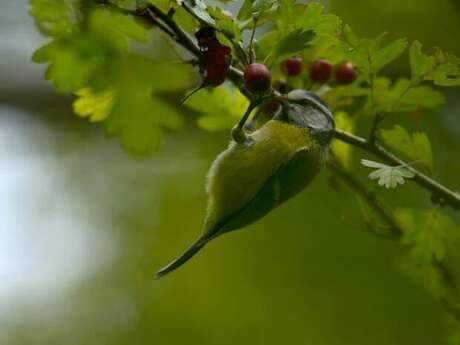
[202,146,321,242]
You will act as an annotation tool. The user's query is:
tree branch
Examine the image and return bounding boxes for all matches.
[328,159,460,320]
[333,129,460,210]
[98,0,460,211]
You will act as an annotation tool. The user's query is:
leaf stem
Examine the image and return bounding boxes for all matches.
[248,17,258,64]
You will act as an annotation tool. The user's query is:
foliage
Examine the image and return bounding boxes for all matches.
[29,0,460,340]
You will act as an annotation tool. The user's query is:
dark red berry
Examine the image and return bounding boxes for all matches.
[244,63,271,94]
[335,61,358,85]
[282,57,303,76]
[309,59,333,84]
[201,45,232,86]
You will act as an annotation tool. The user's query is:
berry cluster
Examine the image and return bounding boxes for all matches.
[285,57,358,85]
[192,29,357,101]
[242,58,357,96]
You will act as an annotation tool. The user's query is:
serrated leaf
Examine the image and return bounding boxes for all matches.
[252,0,276,17]
[72,56,192,155]
[32,35,106,92]
[237,0,276,21]
[73,87,115,122]
[409,43,460,86]
[432,62,460,86]
[342,24,359,47]
[392,79,445,111]
[89,8,149,43]
[397,209,452,263]
[183,0,215,25]
[296,2,341,43]
[380,125,433,172]
[271,28,315,60]
[103,57,192,154]
[30,0,78,36]
[208,7,240,40]
[361,159,415,189]
[343,28,407,82]
[410,41,435,82]
[369,78,445,114]
[372,38,407,72]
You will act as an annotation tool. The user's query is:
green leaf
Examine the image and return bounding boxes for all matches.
[296,2,341,43]
[208,7,240,40]
[397,209,452,263]
[73,87,115,122]
[183,0,215,25]
[322,84,370,109]
[251,0,277,17]
[380,125,433,172]
[237,0,276,20]
[271,29,315,61]
[73,56,192,155]
[174,6,199,34]
[361,159,415,189]
[236,0,253,21]
[372,38,407,72]
[89,8,149,43]
[342,24,359,47]
[408,43,460,86]
[367,78,445,114]
[32,35,106,92]
[30,0,78,36]
[343,28,407,82]
[32,6,151,93]
[410,41,435,82]
[185,87,249,131]
[432,61,460,86]
[390,79,445,112]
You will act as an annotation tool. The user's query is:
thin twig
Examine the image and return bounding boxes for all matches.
[328,159,459,319]
[144,4,201,57]
[328,160,401,238]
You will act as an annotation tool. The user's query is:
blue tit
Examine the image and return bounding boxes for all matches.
[156,90,335,278]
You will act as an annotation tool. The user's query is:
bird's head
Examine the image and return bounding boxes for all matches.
[274,90,335,144]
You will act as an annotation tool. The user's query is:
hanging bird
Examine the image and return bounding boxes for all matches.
[156,90,335,278]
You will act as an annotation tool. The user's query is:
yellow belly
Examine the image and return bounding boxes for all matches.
[203,120,318,233]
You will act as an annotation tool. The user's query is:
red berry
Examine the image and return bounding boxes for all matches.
[282,57,303,76]
[335,61,358,85]
[244,63,271,94]
[309,59,333,84]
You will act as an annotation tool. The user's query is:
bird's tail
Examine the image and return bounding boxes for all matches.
[155,237,209,279]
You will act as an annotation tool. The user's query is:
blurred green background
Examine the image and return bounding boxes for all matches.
[1,1,460,344]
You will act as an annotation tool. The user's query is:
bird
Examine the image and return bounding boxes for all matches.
[156,90,335,278]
